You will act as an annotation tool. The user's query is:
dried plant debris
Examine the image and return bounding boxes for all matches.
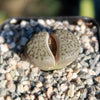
[0,18,100,100]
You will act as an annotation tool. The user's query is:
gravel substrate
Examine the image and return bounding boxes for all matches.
[0,17,100,100]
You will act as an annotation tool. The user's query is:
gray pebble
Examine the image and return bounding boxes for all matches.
[20,37,28,46]
[9,42,16,49]
[4,24,10,30]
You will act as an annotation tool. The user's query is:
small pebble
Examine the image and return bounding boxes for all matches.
[20,20,29,28]
[22,61,30,69]
[0,96,4,100]
[6,96,12,100]
[68,84,75,98]
[94,76,100,83]
[7,81,16,93]
[23,85,29,91]
[0,88,7,96]
[8,42,15,49]
[1,44,9,53]
[72,73,78,79]
[0,36,5,43]
[46,87,54,99]
[36,81,43,88]
[60,83,68,92]
[0,80,7,88]
[66,72,73,81]
[17,84,24,93]
[4,24,10,30]
[30,94,36,100]
[9,58,17,66]
[6,73,12,81]
[14,97,21,100]
[38,19,45,26]
[88,69,96,75]
[46,19,52,26]
[77,19,84,26]
[10,19,17,24]
[38,95,45,100]
[20,37,28,45]
[30,19,38,27]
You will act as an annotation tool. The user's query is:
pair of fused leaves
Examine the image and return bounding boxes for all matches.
[24,30,80,71]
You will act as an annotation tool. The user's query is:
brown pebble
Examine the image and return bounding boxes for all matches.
[94,76,100,83]
[46,87,54,99]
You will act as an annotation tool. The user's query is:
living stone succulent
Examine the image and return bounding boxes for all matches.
[24,29,80,71]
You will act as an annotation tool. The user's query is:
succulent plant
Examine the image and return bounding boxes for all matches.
[24,29,80,71]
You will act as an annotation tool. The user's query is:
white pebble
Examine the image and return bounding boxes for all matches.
[14,97,21,100]
[0,36,5,43]
[0,96,4,100]
[68,84,75,97]
[88,69,96,75]
[1,44,9,53]
[36,81,43,88]
[17,84,24,93]
[91,36,97,42]
[72,73,77,79]
[81,24,86,31]
[30,95,35,100]
[23,85,29,91]
[38,19,45,26]
[6,96,12,100]
[20,20,29,28]
[0,80,7,88]
[6,73,13,81]
[10,19,17,24]
[77,19,84,26]
[22,81,30,85]
[7,81,16,92]
[22,61,30,69]
[9,58,17,66]
[25,94,30,99]
[38,95,45,100]
[75,91,80,99]
[60,83,68,91]
[75,25,80,31]
[46,19,52,25]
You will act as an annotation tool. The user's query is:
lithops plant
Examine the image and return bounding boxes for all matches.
[24,29,80,71]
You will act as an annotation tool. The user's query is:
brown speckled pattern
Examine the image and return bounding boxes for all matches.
[26,32,55,70]
[25,30,80,71]
[53,30,80,59]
